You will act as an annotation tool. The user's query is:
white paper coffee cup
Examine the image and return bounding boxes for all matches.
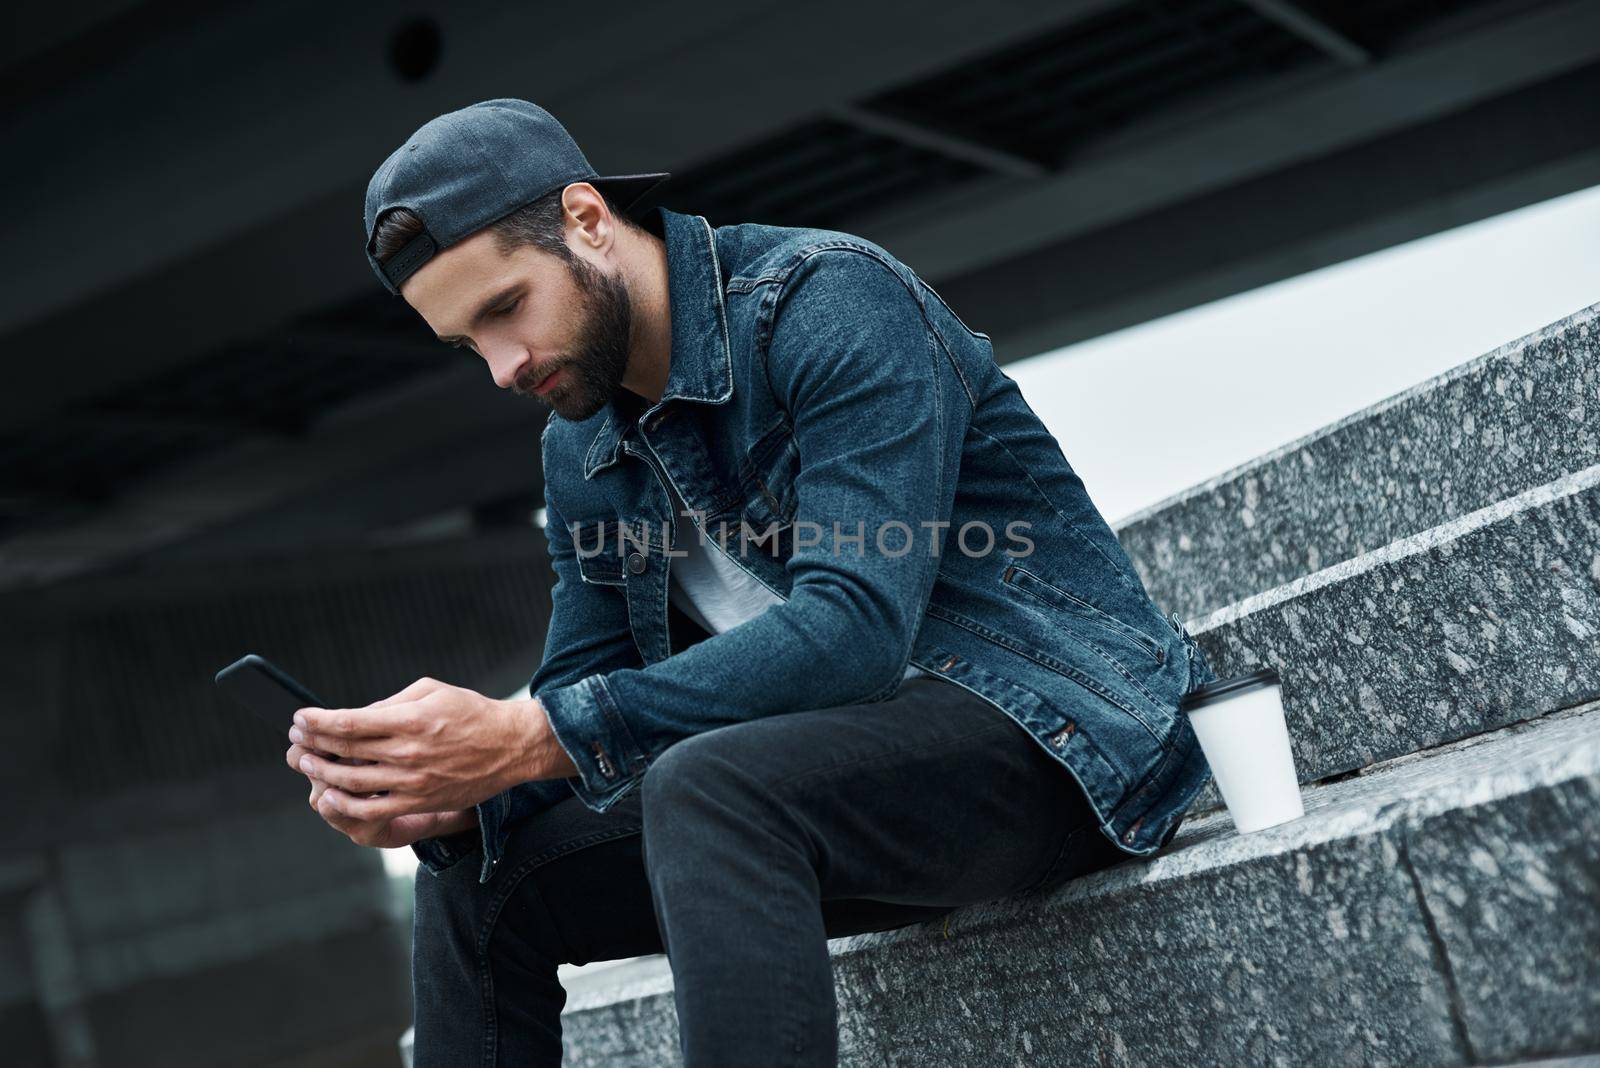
[1180,667,1304,834]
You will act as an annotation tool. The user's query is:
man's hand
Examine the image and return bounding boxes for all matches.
[305,772,477,849]
[284,676,580,824]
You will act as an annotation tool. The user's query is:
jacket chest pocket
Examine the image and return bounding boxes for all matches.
[736,421,800,531]
[571,519,628,587]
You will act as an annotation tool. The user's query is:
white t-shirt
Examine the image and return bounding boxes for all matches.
[664,479,924,681]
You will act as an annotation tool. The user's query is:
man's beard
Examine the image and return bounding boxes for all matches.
[513,254,633,422]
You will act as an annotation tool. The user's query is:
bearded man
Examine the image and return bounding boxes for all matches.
[285,98,1215,1067]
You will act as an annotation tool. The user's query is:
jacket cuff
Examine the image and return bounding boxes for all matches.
[410,800,501,878]
[473,778,579,884]
[410,827,478,876]
[538,675,648,811]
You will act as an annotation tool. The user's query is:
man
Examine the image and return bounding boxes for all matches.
[285,99,1217,1066]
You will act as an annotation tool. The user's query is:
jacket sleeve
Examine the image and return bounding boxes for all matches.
[537,247,973,812]
[410,825,483,876]
[412,422,648,875]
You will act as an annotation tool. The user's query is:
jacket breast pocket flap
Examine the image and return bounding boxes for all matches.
[571,519,628,586]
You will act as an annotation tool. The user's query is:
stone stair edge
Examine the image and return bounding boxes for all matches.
[1185,459,1600,634]
[1112,298,1600,534]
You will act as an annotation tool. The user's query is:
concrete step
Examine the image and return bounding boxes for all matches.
[556,699,1600,1067]
[1115,301,1600,621]
[1184,460,1600,814]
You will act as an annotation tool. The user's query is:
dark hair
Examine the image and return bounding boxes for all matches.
[370,183,640,266]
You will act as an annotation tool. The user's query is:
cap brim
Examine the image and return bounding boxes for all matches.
[588,171,671,218]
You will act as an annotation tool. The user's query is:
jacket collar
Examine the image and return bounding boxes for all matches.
[584,206,734,479]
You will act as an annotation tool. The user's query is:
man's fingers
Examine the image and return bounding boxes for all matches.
[292,676,443,735]
[293,698,427,741]
[320,785,409,823]
[315,791,368,833]
[286,741,337,769]
[299,751,412,795]
[302,730,356,759]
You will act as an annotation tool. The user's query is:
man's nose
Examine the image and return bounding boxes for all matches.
[487,348,529,390]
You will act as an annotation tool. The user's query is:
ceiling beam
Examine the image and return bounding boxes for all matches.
[829,104,1050,179]
[1236,0,1373,66]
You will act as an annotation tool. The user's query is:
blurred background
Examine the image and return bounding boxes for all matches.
[2,1,1598,1064]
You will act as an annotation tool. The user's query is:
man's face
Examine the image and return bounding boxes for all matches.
[402,225,633,423]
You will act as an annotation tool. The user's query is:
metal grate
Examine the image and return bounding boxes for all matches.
[664,0,1332,224]
[1336,0,1552,49]
[864,0,1322,170]
[668,117,989,230]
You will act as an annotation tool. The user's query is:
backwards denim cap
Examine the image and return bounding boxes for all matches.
[363,98,670,295]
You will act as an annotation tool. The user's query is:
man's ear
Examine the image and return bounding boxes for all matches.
[561,183,615,254]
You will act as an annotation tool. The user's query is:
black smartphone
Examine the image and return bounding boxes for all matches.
[215,653,371,771]
[215,653,329,732]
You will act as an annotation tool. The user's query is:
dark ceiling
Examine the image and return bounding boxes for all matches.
[1,0,1594,589]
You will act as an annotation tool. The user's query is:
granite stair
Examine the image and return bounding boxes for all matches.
[1116,300,1600,621]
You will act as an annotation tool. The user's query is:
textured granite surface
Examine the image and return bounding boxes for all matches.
[560,957,679,1065]
[1117,301,1600,621]
[1406,774,1600,1062]
[558,703,1600,1066]
[1183,461,1600,815]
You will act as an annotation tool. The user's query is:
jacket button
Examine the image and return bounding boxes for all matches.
[627,551,647,574]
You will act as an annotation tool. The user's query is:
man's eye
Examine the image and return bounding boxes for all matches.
[493,297,522,317]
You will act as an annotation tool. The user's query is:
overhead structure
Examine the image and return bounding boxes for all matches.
[2,0,1595,585]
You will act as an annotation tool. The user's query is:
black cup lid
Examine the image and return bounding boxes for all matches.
[1178,666,1281,713]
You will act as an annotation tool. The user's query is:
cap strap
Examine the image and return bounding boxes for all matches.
[383,230,439,290]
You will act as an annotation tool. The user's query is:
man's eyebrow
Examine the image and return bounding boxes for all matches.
[435,283,526,344]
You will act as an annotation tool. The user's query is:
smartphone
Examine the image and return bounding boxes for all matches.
[215,654,369,769]
[215,653,329,732]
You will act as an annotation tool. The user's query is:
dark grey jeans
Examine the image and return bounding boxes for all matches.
[410,675,1147,1066]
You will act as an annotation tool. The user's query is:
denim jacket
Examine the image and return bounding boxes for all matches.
[413,206,1216,883]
